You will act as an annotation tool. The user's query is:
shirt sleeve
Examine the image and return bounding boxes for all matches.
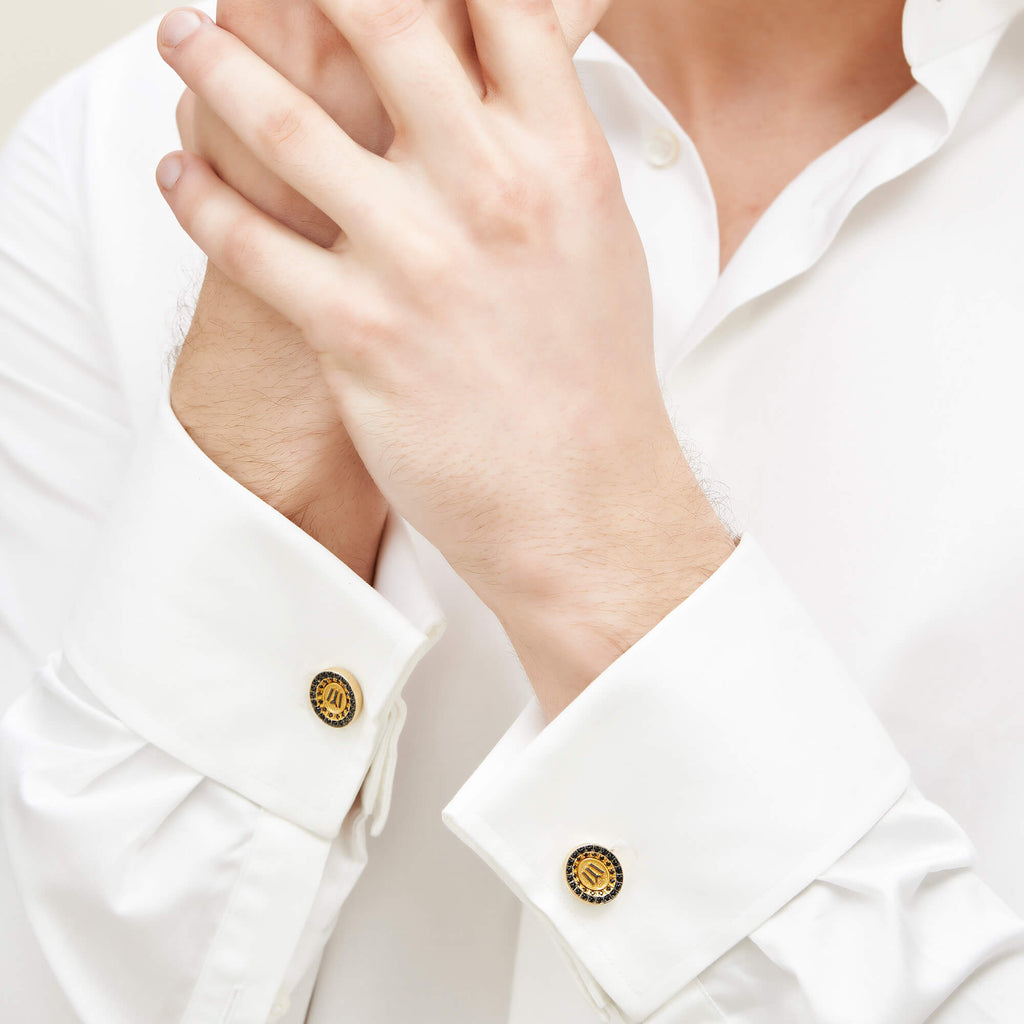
[60,397,444,839]
[442,537,1024,1022]
[0,63,444,1024]
[1,396,447,1024]
[0,64,139,1022]
[1,409,445,1022]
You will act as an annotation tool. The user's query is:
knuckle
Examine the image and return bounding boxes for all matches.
[314,282,390,354]
[346,0,424,40]
[459,140,550,236]
[338,329,375,369]
[340,308,394,368]
[562,133,621,202]
[583,152,621,200]
[466,169,552,241]
[407,237,456,292]
[318,289,358,331]
[186,45,223,97]
[490,170,533,213]
[219,213,266,280]
[256,104,308,160]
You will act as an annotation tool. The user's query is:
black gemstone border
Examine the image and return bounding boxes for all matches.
[565,844,623,904]
[309,670,357,728]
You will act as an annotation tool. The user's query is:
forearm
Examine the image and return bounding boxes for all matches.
[486,439,736,720]
[171,264,386,580]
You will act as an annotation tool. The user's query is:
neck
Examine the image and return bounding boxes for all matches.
[593,0,915,270]
[596,0,912,127]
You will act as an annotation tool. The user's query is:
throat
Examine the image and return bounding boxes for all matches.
[596,0,916,271]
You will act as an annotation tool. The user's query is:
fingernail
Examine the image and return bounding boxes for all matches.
[156,154,183,190]
[159,9,202,47]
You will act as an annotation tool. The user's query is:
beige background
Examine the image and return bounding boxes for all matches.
[1,0,172,144]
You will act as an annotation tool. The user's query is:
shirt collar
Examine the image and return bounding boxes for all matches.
[575,0,1024,124]
[903,0,1024,67]
[572,1,1023,376]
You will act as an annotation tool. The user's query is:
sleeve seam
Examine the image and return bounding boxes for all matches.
[695,978,730,1023]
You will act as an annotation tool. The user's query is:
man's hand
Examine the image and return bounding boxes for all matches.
[158,0,734,717]
[178,0,482,245]
[169,0,570,578]
[169,0,425,578]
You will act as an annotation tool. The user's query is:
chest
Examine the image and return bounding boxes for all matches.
[662,118,1024,901]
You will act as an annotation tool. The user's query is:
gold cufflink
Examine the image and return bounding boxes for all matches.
[565,845,623,904]
[309,669,363,727]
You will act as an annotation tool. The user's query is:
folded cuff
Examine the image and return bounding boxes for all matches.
[64,398,445,838]
[443,534,909,1022]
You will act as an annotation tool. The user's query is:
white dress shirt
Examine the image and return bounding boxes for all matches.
[1,1,1024,1021]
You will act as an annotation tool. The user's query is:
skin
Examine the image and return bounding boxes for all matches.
[598,0,914,268]
[170,0,402,580]
[163,0,911,719]
[171,0,595,579]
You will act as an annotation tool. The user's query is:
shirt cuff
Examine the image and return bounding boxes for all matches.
[63,398,445,839]
[442,534,910,1022]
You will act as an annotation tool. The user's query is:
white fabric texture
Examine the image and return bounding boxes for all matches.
[2,1,1024,1022]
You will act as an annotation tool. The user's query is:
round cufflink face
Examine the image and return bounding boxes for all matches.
[310,670,362,727]
[565,845,623,904]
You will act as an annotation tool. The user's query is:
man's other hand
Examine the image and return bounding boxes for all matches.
[157,0,734,717]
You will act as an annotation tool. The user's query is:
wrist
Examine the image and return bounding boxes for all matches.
[171,265,387,581]
[487,460,737,720]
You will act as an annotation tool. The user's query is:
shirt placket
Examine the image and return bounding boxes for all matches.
[578,60,721,384]
[581,22,1006,394]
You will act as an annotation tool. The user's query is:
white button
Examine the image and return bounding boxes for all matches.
[644,128,680,168]
[268,989,291,1023]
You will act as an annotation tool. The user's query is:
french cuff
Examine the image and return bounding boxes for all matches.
[63,397,445,839]
[443,534,910,1023]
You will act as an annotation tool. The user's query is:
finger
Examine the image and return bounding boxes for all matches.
[156,149,340,332]
[466,0,585,115]
[176,89,197,150]
[314,0,482,142]
[551,0,609,53]
[157,8,392,236]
